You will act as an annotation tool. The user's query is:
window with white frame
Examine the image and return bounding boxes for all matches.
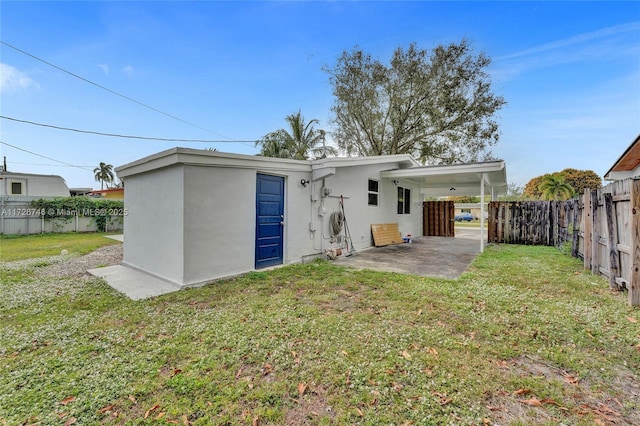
[397,186,411,214]
[368,179,379,206]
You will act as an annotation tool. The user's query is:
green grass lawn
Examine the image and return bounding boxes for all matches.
[0,232,120,262]
[455,220,484,228]
[0,235,638,425]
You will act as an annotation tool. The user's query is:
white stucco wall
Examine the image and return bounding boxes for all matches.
[182,166,256,284]
[281,170,317,264]
[181,165,315,286]
[0,173,70,197]
[122,165,185,285]
[319,163,421,250]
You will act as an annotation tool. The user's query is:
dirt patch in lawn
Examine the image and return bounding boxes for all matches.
[284,384,335,425]
[487,355,640,425]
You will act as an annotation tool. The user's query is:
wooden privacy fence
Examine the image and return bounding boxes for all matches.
[487,178,639,307]
[423,201,454,237]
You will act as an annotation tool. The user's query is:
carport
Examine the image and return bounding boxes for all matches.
[380,160,508,252]
[335,227,483,279]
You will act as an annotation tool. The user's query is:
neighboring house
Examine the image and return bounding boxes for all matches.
[0,170,70,199]
[89,188,124,200]
[604,133,640,181]
[115,148,507,288]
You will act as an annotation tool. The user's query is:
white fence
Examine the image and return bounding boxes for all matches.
[0,201,124,235]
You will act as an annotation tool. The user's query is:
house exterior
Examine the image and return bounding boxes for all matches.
[89,188,124,200]
[116,148,507,289]
[604,133,640,181]
[0,171,70,199]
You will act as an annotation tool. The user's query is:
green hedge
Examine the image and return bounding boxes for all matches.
[30,197,125,231]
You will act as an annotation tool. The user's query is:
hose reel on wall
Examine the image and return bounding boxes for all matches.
[329,210,344,240]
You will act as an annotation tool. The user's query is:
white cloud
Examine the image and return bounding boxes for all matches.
[98,64,110,75]
[492,22,640,81]
[121,65,134,77]
[0,63,40,93]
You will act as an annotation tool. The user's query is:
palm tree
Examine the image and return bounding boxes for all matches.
[538,175,574,201]
[256,111,338,160]
[93,162,115,190]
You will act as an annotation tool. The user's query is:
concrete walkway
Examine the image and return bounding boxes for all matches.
[91,228,484,300]
[334,228,484,279]
[89,234,182,300]
[88,264,182,301]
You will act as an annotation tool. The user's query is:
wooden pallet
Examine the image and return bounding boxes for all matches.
[371,223,404,247]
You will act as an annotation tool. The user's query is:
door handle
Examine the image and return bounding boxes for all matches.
[280,214,284,225]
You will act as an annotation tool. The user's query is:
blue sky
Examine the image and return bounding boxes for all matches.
[1,1,638,189]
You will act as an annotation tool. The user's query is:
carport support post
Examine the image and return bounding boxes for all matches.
[480,173,486,252]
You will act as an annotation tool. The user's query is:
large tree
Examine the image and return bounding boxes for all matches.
[93,162,114,190]
[256,111,337,160]
[324,40,506,163]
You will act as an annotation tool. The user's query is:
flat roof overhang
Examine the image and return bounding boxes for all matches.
[381,160,507,253]
[380,160,508,197]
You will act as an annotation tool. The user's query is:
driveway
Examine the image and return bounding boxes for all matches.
[334,227,484,279]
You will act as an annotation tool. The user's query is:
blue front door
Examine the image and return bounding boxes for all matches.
[255,174,284,269]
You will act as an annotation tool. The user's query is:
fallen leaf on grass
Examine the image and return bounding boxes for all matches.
[262,364,272,375]
[540,398,560,406]
[563,374,580,385]
[401,350,412,360]
[98,404,115,413]
[128,395,137,404]
[521,397,542,407]
[627,317,637,323]
[427,347,438,355]
[252,416,260,426]
[514,388,530,395]
[172,368,182,377]
[144,404,159,419]
[353,407,364,417]
[298,382,307,396]
[63,418,77,426]
[155,412,166,420]
[432,391,452,405]
[59,396,75,405]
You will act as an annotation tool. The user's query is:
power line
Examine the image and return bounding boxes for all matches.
[0,140,92,170]
[9,161,95,168]
[1,115,258,143]
[0,40,248,144]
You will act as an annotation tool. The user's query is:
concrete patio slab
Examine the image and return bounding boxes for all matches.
[88,264,181,300]
[334,227,484,279]
[105,234,124,242]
